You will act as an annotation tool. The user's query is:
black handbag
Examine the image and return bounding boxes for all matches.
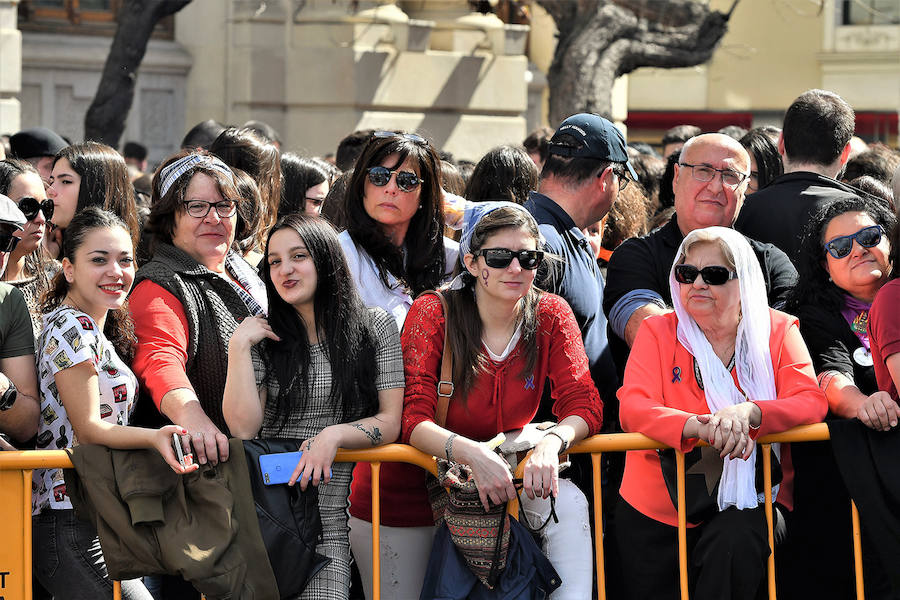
[658,444,783,523]
[242,439,330,598]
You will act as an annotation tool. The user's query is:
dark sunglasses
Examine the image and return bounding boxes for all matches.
[367,166,422,192]
[674,264,738,286]
[475,247,544,270]
[0,230,20,253]
[17,197,54,222]
[373,130,427,145]
[824,225,883,259]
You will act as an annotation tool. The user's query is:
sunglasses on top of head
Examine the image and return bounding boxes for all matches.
[373,130,427,145]
[366,166,423,193]
[823,225,884,259]
[474,248,544,270]
[17,197,54,222]
[674,264,738,286]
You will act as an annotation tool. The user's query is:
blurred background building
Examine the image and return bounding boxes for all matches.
[1,0,897,164]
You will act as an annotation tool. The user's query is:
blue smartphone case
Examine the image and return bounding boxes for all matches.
[259,450,302,485]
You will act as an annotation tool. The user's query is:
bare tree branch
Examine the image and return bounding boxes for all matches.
[536,0,738,125]
[84,0,192,147]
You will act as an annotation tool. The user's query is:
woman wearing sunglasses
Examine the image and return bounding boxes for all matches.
[781,193,896,598]
[0,159,57,333]
[615,226,825,600]
[350,203,603,598]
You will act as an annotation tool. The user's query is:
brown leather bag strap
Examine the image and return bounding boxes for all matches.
[419,290,453,427]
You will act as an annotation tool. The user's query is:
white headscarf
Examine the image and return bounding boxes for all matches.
[669,226,779,511]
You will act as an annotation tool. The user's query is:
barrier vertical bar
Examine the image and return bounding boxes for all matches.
[23,469,33,600]
[371,462,381,600]
[676,450,689,600]
[113,581,122,599]
[851,501,865,600]
[761,444,776,599]
[592,452,606,600]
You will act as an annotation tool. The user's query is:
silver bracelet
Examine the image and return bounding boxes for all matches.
[546,430,569,453]
[445,433,458,462]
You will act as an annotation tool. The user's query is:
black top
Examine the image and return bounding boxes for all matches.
[603,215,798,374]
[734,171,859,266]
[794,302,877,399]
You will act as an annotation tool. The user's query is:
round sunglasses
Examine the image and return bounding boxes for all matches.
[823,225,883,259]
[366,166,422,193]
[474,248,544,270]
[17,197,54,222]
[674,264,738,286]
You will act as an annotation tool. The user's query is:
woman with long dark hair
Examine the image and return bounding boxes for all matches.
[45,142,139,258]
[739,128,784,195]
[34,208,195,600]
[280,153,336,217]
[223,214,403,600]
[782,192,896,598]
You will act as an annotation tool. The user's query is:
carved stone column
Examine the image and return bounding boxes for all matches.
[0,0,21,136]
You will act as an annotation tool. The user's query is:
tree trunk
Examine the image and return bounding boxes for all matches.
[537,0,739,126]
[83,0,192,147]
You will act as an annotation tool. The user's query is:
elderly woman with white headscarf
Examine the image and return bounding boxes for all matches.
[613,226,826,600]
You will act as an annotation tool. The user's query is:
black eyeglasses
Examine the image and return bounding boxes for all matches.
[0,230,20,253]
[679,163,748,188]
[474,248,544,270]
[612,166,631,191]
[823,225,884,259]
[674,264,738,286]
[16,197,54,222]
[366,166,423,192]
[183,200,237,219]
[373,130,427,145]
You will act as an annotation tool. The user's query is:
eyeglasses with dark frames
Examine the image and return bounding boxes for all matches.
[823,225,884,259]
[679,162,748,188]
[474,248,544,270]
[366,166,423,193]
[373,131,427,145]
[674,264,738,286]
[183,200,238,219]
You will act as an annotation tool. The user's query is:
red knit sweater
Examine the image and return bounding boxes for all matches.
[348,292,603,526]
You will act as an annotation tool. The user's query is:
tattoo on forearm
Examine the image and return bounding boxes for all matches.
[351,423,382,446]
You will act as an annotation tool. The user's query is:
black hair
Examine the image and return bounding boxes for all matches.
[0,158,37,196]
[523,126,555,164]
[336,129,375,172]
[42,207,137,361]
[843,149,899,186]
[122,142,148,162]
[242,120,282,146]
[658,149,681,210]
[464,145,539,205]
[740,128,784,192]
[540,133,612,186]
[181,119,226,150]
[782,89,854,166]
[260,215,380,431]
[787,194,894,313]
[345,132,446,296]
[279,153,332,218]
[849,176,893,211]
[662,125,701,148]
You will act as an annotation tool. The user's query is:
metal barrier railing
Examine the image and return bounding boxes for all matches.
[0,423,861,600]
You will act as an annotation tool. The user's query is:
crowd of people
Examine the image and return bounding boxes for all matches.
[0,86,899,600]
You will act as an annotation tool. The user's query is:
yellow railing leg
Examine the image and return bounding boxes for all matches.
[676,451,689,600]
[762,444,776,599]
[592,452,606,600]
[113,580,121,599]
[371,462,381,600]
[851,501,865,600]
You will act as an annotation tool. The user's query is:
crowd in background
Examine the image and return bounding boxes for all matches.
[1,86,900,600]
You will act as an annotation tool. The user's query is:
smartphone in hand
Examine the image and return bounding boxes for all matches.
[172,433,194,468]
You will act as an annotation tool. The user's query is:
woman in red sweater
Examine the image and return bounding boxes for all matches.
[615,226,826,600]
[348,202,603,598]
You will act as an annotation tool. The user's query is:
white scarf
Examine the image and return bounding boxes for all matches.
[669,226,779,511]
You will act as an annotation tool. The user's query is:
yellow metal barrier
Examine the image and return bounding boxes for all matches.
[0,424,863,600]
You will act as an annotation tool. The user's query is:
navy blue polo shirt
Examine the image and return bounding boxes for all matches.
[526,192,619,410]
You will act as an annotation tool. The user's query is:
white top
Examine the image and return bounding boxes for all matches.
[32,306,138,513]
[338,230,459,330]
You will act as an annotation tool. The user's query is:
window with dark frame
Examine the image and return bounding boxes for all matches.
[841,0,900,25]
[17,0,175,38]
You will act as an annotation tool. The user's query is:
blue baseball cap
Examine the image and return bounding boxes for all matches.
[548,113,638,180]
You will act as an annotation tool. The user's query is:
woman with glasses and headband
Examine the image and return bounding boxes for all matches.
[351,203,603,599]
[615,226,825,600]
[0,159,57,333]
[781,193,895,598]
[45,142,140,260]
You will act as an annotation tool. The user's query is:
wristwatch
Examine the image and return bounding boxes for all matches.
[0,379,18,412]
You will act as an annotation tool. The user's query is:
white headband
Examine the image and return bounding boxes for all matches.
[158,154,234,198]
